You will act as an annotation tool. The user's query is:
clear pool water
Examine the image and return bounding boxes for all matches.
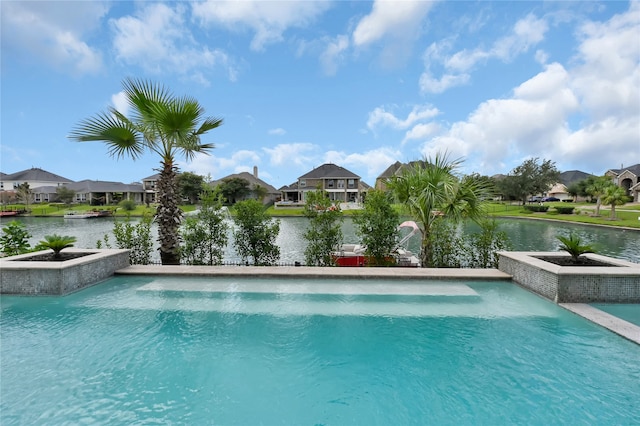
[591,303,640,327]
[2,277,639,425]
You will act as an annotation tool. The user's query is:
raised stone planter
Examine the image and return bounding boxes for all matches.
[498,251,640,303]
[0,249,130,295]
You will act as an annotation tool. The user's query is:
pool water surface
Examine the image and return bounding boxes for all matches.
[1,276,639,425]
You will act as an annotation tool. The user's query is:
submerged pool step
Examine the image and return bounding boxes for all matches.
[136,280,479,297]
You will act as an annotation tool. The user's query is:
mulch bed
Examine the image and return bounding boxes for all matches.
[12,252,95,262]
[535,256,617,267]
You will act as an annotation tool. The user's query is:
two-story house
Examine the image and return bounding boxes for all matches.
[605,164,640,202]
[284,163,365,205]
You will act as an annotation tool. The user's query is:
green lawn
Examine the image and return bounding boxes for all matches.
[485,202,640,229]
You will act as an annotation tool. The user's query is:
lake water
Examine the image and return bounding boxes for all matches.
[3,216,639,264]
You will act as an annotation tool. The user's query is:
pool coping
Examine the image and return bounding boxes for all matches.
[114,265,513,280]
[560,303,640,344]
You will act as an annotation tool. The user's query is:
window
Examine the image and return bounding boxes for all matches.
[337,180,345,188]
[347,179,355,188]
[327,179,334,188]
[300,180,306,187]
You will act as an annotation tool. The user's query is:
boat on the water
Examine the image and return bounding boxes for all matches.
[63,210,112,219]
[332,221,421,267]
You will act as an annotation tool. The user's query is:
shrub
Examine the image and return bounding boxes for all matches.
[233,199,280,266]
[37,234,76,259]
[554,206,575,214]
[557,233,595,263]
[118,199,137,211]
[0,220,32,256]
[524,205,549,212]
[97,215,153,265]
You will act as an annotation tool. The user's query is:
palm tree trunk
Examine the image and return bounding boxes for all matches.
[156,162,182,265]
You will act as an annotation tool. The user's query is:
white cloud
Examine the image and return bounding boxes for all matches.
[367,105,440,131]
[263,143,318,168]
[571,2,640,121]
[320,35,350,76]
[322,147,402,183]
[192,0,331,51]
[179,150,262,179]
[268,128,287,136]
[1,1,106,75]
[111,91,129,116]
[111,3,238,84]
[402,122,441,144]
[420,13,549,93]
[352,1,434,47]
[421,63,579,175]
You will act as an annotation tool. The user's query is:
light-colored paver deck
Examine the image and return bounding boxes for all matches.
[116,265,512,280]
[560,303,640,344]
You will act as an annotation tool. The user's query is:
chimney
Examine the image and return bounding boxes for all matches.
[253,166,258,178]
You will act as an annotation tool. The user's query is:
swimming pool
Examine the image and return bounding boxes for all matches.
[592,303,640,327]
[2,276,639,425]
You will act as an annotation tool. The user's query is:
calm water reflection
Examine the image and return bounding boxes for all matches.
[3,216,638,264]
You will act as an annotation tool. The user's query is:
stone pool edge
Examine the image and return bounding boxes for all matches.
[560,303,640,344]
[114,265,513,280]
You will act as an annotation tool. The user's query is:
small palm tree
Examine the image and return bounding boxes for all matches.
[386,153,492,267]
[601,185,627,220]
[557,234,594,264]
[69,78,223,264]
[38,235,77,259]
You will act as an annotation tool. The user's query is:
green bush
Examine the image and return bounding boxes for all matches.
[554,206,575,214]
[524,205,549,212]
[0,220,32,256]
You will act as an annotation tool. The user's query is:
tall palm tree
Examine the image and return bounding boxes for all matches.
[387,153,492,267]
[69,78,223,264]
[601,185,627,220]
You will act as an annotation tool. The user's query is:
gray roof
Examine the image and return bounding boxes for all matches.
[32,180,144,194]
[142,173,161,181]
[279,182,299,191]
[377,161,403,179]
[3,167,73,183]
[299,163,360,180]
[608,164,640,177]
[212,172,278,194]
[558,170,593,186]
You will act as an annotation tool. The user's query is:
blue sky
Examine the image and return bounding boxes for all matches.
[1,1,639,189]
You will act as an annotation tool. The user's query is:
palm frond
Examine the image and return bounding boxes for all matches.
[69,112,145,159]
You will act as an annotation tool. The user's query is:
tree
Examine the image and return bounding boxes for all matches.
[232,199,280,265]
[601,184,627,220]
[177,172,205,204]
[180,187,229,265]
[303,190,343,266]
[69,78,223,265]
[56,186,76,205]
[15,183,33,211]
[253,184,268,203]
[498,158,560,204]
[585,175,614,216]
[387,153,493,267]
[352,189,399,266]
[219,177,251,204]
